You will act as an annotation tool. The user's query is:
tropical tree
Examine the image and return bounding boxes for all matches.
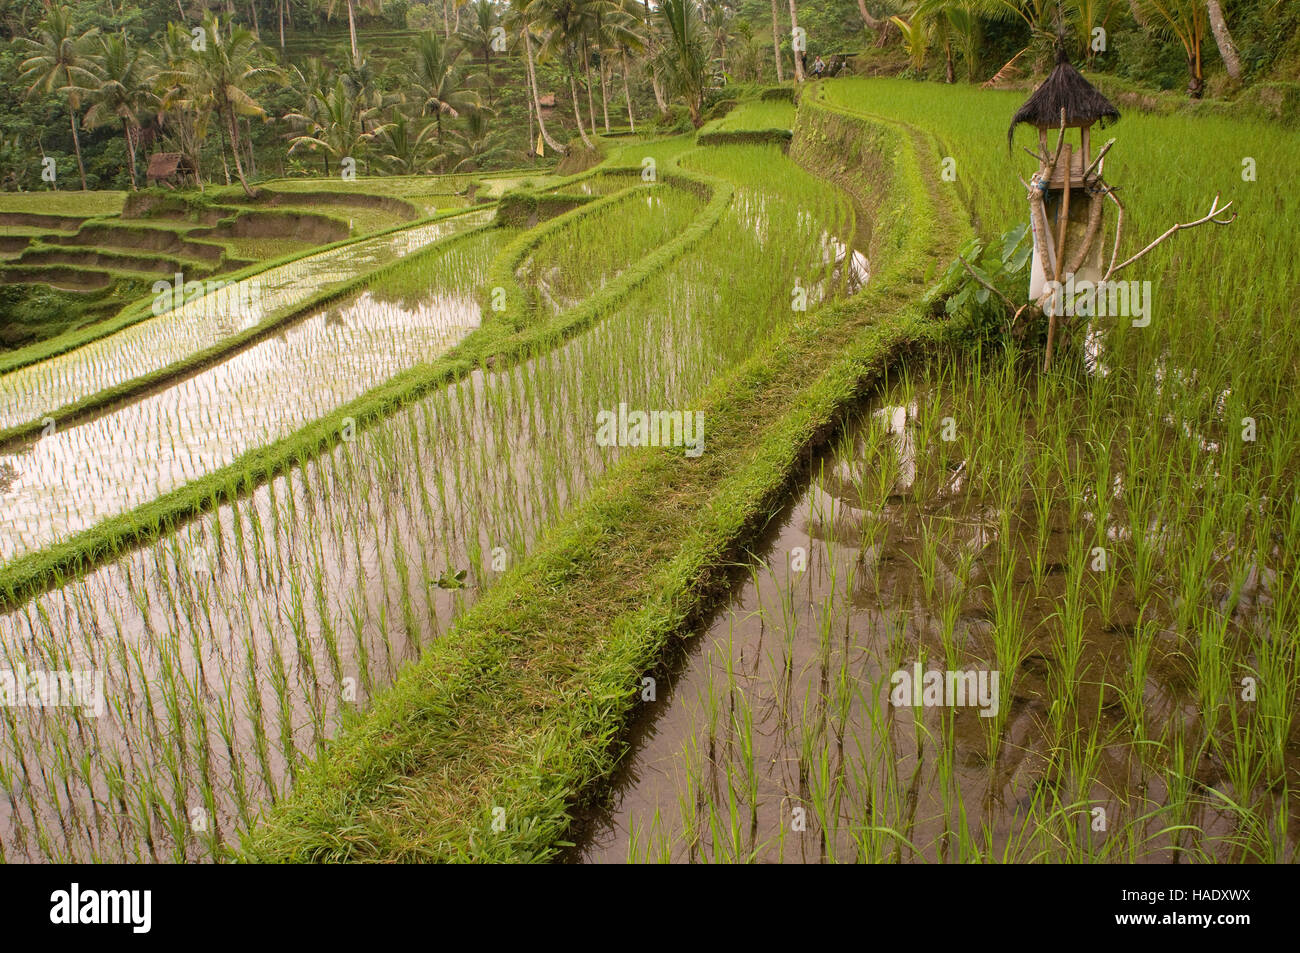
[326,0,380,67]
[651,0,710,127]
[526,0,598,148]
[459,0,500,104]
[769,0,784,82]
[81,32,157,190]
[505,0,566,152]
[157,15,280,195]
[19,5,98,190]
[443,108,511,170]
[373,113,439,174]
[287,77,384,174]
[788,0,803,81]
[1130,0,1209,96]
[1205,0,1241,81]
[410,29,480,141]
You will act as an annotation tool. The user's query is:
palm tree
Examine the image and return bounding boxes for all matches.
[788,0,804,81]
[651,0,710,127]
[1130,0,1210,96]
[326,0,380,67]
[19,5,98,190]
[410,29,480,142]
[459,0,500,105]
[287,77,385,174]
[526,0,597,148]
[373,113,439,174]
[81,32,157,190]
[157,15,279,196]
[154,22,208,187]
[505,0,566,152]
[443,109,511,171]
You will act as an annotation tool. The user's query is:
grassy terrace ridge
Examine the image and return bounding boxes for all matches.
[241,91,973,863]
[0,203,486,379]
[0,157,727,613]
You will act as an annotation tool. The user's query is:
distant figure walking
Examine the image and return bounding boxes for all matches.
[812,55,826,77]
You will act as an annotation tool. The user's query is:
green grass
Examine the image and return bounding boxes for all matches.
[242,99,961,862]
[0,191,126,216]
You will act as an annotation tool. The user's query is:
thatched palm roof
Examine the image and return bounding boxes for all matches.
[146,152,196,180]
[1008,47,1119,146]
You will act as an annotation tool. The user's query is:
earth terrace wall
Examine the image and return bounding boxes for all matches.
[0,164,729,614]
[241,93,974,862]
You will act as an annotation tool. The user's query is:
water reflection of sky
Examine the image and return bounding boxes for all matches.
[0,289,481,562]
[0,210,492,430]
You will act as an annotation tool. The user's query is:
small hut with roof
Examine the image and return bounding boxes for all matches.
[146,152,197,189]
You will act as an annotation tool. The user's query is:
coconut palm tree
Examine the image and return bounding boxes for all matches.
[409,29,481,144]
[287,77,385,174]
[19,5,98,190]
[373,113,440,174]
[154,21,208,187]
[459,0,500,105]
[769,0,784,81]
[526,0,597,148]
[81,32,157,190]
[651,0,710,127]
[325,0,380,67]
[505,0,566,152]
[443,109,511,171]
[156,15,280,196]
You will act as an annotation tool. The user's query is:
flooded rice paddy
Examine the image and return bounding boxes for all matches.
[0,229,501,561]
[0,148,865,861]
[0,209,493,431]
[576,356,1298,864]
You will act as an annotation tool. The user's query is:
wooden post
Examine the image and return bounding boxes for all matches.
[1044,143,1072,372]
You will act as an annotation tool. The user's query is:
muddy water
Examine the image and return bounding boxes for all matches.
[575,376,1296,864]
[0,210,493,431]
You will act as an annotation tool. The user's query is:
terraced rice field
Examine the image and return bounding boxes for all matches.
[0,77,1295,870]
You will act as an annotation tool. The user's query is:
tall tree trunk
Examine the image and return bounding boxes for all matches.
[569,65,594,149]
[249,0,260,37]
[523,28,564,151]
[65,68,87,190]
[599,57,610,132]
[622,50,635,132]
[123,120,138,190]
[583,41,597,134]
[68,109,87,190]
[279,0,286,52]
[443,0,451,39]
[217,116,231,185]
[244,117,257,177]
[788,0,804,81]
[1205,0,1241,81]
[856,0,883,30]
[225,108,252,195]
[347,0,359,66]
[770,0,784,82]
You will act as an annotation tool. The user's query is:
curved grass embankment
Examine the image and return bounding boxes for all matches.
[0,165,728,615]
[242,91,975,862]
